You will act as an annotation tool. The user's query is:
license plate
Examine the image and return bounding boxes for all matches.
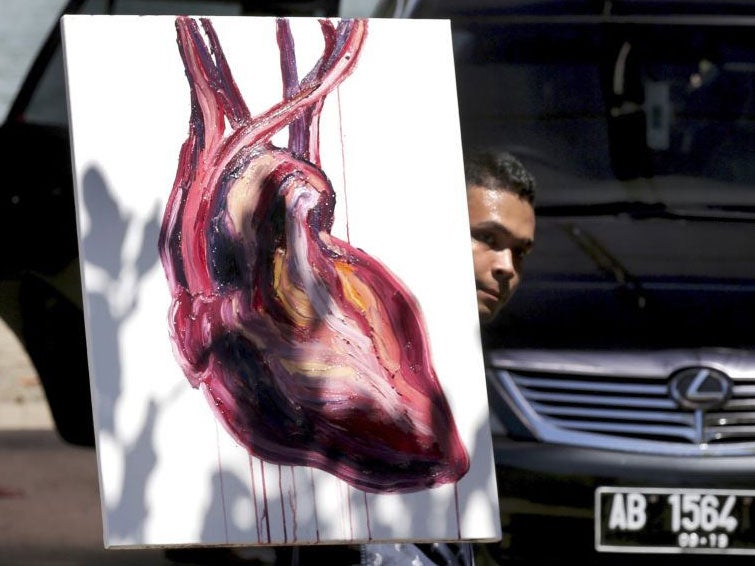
[596,487,755,554]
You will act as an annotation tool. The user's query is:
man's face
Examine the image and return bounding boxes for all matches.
[467,185,535,324]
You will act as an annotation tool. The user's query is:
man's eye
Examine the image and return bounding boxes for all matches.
[514,247,532,262]
[474,233,496,247]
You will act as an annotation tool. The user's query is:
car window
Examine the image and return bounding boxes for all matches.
[23,49,68,127]
[408,6,755,352]
[18,0,243,127]
[0,0,68,123]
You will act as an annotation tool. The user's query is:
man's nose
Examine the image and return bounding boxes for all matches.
[492,248,515,280]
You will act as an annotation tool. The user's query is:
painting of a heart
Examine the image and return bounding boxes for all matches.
[62,13,499,548]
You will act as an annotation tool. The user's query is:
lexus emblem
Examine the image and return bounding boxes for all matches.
[669,367,732,410]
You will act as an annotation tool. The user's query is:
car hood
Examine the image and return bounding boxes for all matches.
[483,198,755,351]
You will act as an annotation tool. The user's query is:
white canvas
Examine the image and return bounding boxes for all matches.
[61,14,500,548]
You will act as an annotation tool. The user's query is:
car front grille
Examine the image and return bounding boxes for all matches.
[487,348,755,456]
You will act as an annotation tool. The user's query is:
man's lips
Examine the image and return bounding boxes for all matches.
[477,286,500,303]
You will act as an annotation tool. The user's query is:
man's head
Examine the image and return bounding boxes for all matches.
[465,150,536,324]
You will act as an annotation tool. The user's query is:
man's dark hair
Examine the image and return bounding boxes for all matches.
[464,150,536,204]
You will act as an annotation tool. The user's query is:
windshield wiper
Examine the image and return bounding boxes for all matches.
[562,222,648,311]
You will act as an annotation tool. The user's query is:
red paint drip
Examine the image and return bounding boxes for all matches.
[347,485,354,539]
[249,456,262,543]
[310,468,321,542]
[261,463,271,544]
[337,85,350,244]
[278,464,288,542]
[363,492,372,540]
[289,467,299,541]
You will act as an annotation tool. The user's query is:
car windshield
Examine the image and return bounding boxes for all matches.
[449,15,755,207]
[417,5,755,350]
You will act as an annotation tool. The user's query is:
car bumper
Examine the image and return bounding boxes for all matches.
[489,437,755,561]
[494,437,755,485]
